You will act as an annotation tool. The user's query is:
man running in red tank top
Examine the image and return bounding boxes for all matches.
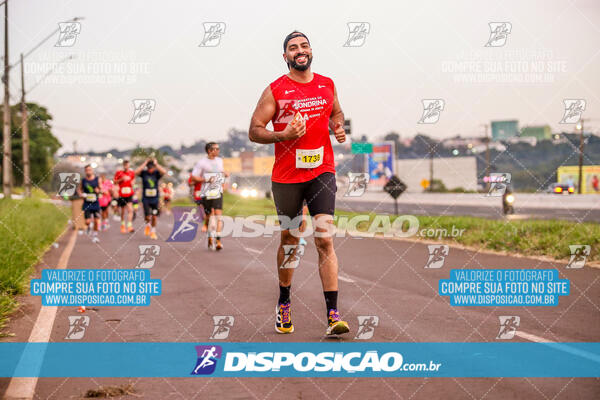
[249,31,349,336]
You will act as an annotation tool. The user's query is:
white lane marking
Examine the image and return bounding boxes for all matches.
[243,247,262,255]
[4,229,78,400]
[515,330,553,343]
[338,274,355,283]
[516,330,600,364]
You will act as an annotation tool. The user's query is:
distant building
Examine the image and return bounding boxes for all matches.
[491,120,519,141]
[442,136,484,149]
[521,125,552,140]
[395,156,478,192]
[507,136,537,146]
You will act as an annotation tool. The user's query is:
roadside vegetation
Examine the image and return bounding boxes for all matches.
[0,190,68,336]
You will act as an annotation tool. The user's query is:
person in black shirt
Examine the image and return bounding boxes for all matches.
[78,164,101,243]
[135,158,167,239]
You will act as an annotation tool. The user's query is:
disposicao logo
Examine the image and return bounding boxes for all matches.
[223,350,405,373]
[190,347,441,376]
[191,345,222,375]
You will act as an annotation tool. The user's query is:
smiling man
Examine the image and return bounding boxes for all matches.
[249,31,349,336]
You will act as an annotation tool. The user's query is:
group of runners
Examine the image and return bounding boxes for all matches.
[76,146,228,250]
[78,158,173,242]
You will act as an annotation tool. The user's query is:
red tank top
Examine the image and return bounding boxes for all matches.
[270,73,336,183]
[114,169,135,197]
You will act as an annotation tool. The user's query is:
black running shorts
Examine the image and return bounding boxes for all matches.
[117,196,132,207]
[143,200,160,218]
[84,209,100,220]
[202,196,223,214]
[271,172,337,230]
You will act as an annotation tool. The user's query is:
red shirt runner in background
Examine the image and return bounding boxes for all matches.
[114,169,135,197]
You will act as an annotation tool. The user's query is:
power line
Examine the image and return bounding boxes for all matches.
[53,125,137,144]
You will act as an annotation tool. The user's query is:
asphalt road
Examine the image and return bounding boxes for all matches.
[1,212,599,399]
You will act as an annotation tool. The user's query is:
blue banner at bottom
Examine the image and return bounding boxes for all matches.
[1,342,599,377]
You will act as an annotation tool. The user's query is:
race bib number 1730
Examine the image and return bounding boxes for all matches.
[296,146,324,169]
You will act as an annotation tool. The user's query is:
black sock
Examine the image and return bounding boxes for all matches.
[278,284,291,304]
[324,291,338,317]
[216,236,221,241]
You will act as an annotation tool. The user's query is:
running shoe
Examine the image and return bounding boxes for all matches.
[216,239,223,251]
[144,225,151,236]
[325,309,350,336]
[150,231,157,240]
[128,225,134,233]
[120,224,126,234]
[207,237,213,249]
[92,236,100,244]
[275,302,294,334]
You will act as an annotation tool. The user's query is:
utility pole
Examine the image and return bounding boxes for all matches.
[20,53,30,197]
[428,140,434,192]
[481,123,491,191]
[577,119,585,194]
[2,0,10,197]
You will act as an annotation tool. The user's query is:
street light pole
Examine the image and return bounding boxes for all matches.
[14,17,82,197]
[2,0,10,197]
[20,53,30,197]
[428,139,434,192]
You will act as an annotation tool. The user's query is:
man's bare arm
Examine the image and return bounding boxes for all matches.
[249,86,305,144]
[154,159,167,176]
[134,160,148,176]
[329,86,344,129]
[329,86,346,143]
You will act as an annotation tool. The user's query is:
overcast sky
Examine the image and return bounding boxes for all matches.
[7,0,600,153]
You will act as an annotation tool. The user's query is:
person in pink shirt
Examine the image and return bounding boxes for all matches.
[98,174,114,231]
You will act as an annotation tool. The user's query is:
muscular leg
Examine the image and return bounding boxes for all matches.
[277,229,300,287]
[214,209,223,236]
[126,203,133,223]
[312,214,338,291]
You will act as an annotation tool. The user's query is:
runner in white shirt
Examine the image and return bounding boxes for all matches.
[191,142,228,250]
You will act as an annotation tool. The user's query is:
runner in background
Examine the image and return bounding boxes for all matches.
[136,158,166,240]
[114,159,136,233]
[78,164,101,243]
[110,184,120,221]
[188,172,209,233]
[190,142,228,251]
[132,187,140,222]
[98,173,113,231]
[162,182,173,215]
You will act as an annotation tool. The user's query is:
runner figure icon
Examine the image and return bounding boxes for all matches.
[170,208,199,241]
[193,346,219,374]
